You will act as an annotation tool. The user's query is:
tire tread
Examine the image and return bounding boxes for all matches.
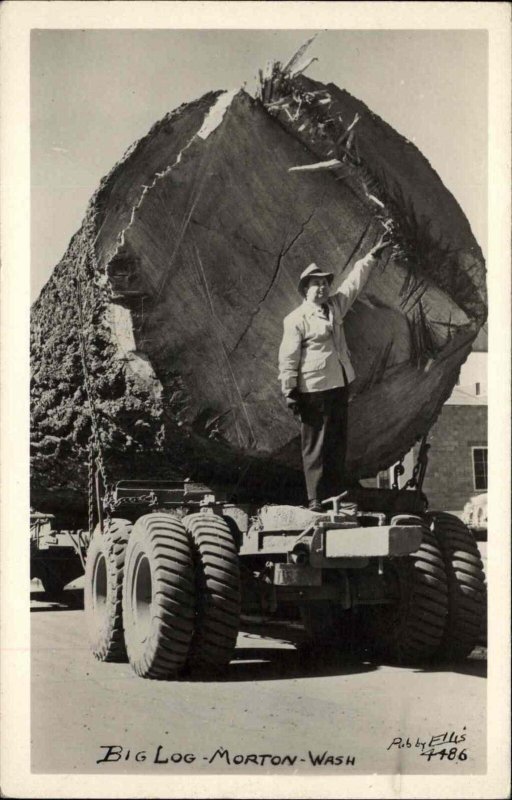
[185,513,241,670]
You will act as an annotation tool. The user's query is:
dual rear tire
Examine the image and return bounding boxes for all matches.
[185,513,241,671]
[427,511,487,661]
[85,518,132,662]
[364,513,486,664]
[363,520,449,663]
[85,512,240,679]
[122,514,196,679]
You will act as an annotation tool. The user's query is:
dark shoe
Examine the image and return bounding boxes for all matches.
[308,500,322,513]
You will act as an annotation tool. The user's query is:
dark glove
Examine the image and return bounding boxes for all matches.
[285,388,301,416]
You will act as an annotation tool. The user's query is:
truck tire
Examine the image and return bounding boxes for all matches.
[428,512,487,661]
[366,522,449,664]
[185,513,241,671]
[122,513,195,679]
[85,518,132,662]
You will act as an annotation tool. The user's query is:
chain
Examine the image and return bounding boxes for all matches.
[403,436,429,491]
[73,228,114,534]
[77,318,107,484]
[392,456,405,490]
[404,459,421,490]
[99,488,158,529]
[108,491,158,509]
[87,440,95,536]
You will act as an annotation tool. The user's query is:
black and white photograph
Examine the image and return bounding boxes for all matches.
[1,2,510,798]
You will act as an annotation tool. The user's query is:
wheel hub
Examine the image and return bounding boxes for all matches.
[131,553,153,643]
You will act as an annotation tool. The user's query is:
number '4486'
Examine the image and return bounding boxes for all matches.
[421,747,467,762]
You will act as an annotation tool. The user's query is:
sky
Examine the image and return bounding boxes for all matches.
[31,28,488,302]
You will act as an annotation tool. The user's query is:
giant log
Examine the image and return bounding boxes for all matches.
[30,69,486,521]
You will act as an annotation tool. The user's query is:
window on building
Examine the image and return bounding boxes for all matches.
[475,382,480,396]
[472,447,488,490]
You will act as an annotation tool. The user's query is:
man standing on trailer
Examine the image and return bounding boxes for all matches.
[278,234,390,511]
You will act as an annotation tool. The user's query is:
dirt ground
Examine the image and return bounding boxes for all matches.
[31,562,487,776]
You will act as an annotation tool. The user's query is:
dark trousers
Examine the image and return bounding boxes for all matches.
[298,387,349,503]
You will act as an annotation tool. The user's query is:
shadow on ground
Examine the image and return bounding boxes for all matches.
[194,642,486,683]
[413,649,487,679]
[30,588,487,681]
[30,587,84,611]
[186,644,379,683]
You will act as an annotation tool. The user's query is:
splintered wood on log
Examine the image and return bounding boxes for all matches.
[30,78,486,520]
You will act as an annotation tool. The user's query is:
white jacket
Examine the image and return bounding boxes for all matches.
[278,253,377,394]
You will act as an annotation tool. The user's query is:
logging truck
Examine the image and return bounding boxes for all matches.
[30,512,87,598]
[29,54,487,677]
[84,439,486,678]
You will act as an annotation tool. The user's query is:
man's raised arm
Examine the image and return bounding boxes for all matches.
[332,234,391,316]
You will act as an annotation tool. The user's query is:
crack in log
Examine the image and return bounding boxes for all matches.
[231,209,317,352]
[103,138,198,269]
[103,92,228,289]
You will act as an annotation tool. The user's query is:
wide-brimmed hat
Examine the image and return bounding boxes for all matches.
[298,263,334,296]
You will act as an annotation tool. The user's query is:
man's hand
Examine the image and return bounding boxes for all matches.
[370,232,392,259]
[285,388,301,416]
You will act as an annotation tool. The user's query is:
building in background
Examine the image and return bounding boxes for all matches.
[418,350,487,516]
[367,327,487,519]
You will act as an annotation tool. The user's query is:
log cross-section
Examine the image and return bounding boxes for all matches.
[30,81,486,520]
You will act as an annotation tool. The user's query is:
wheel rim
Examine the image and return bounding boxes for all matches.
[92,553,108,631]
[131,553,153,643]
